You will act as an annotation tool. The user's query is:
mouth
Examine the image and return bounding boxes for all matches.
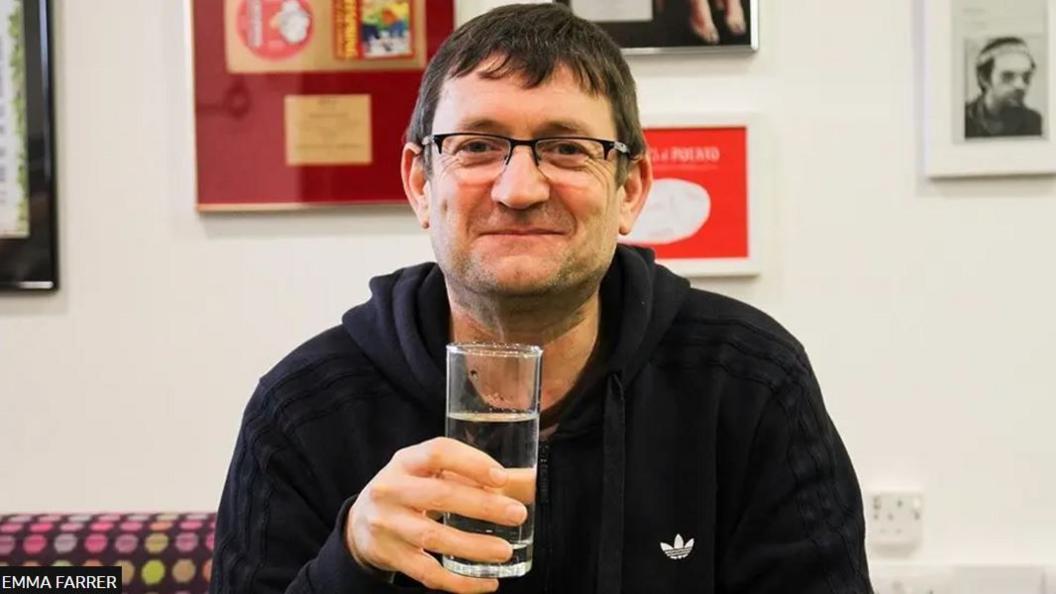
[480,229,563,236]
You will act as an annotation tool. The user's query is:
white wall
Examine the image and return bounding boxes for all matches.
[1,0,1054,568]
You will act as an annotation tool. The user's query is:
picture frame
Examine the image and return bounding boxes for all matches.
[556,0,758,54]
[0,0,56,291]
[621,113,760,277]
[191,0,454,211]
[923,0,1056,177]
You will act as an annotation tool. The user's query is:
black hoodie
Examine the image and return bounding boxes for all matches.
[211,246,872,594]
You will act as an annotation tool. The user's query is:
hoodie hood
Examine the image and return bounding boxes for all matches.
[341,245,690,414]
[342,245,690,593]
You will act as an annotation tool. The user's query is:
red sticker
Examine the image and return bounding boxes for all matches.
[237,0,314,60]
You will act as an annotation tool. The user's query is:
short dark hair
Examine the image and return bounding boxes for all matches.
[976,36,1036,91]
[405,3,644,175]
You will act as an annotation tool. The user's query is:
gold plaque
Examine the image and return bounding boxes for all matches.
[284,94,372,165]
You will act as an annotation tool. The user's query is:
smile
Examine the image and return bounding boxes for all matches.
[480,229,563,236]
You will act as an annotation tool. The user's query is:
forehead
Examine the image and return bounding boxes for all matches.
[431,62,617,137]
[993,51,1034,72]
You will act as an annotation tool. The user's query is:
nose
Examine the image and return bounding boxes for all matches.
[490,145,550,210]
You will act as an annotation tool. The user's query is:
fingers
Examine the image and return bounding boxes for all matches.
[398,437,509,488]
[439,468,536,505]
[501,467,537,505]
[386,475,528,527]
[384,511,513,563]
[398,547,500,594]
[349,438,534,592]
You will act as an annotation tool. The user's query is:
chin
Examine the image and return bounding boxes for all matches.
[475,264,564,297]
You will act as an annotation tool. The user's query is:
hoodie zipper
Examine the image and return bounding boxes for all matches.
[538,441,552,594]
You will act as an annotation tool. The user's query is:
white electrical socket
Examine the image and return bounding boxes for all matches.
[952,565,1045,594]
[867,491,923,551]
[871,565,953,594]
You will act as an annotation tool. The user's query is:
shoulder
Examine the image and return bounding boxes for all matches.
[657,288,811,388]
[246,325,386,428]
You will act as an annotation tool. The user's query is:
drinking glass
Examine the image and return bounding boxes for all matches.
[443,342,542,578]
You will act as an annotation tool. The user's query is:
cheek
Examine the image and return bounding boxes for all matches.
[563,187,621,243]
[429,180,486,239]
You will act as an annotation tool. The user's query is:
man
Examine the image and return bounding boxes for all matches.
[965,36,1044,139]
[210,4,871,593]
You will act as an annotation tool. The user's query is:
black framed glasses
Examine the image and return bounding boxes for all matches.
[421,132,630,173]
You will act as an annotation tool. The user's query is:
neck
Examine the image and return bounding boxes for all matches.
[448,285,602,412]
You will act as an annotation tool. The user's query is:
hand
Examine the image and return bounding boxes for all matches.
[724,0,747,35]
[689,0,721,44]
[345,437,531,593]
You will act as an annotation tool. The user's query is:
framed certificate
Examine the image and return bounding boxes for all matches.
[0,0,56,291]
[192,0,455,210]
[622,114,759,277]
[557,0,758,54]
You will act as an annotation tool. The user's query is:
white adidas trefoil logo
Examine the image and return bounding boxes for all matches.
[660,534,694,560]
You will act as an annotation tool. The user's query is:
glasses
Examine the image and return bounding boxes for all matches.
[421,132,630,185]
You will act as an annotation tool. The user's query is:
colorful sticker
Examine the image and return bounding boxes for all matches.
[360,0,413,59]
[237,0,314,61]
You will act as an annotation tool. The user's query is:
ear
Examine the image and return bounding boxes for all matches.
[617,153,653,236]
[401,142,430,229]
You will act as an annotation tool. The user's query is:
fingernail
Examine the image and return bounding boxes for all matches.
[488,467,507,485]
[506,504,527,524]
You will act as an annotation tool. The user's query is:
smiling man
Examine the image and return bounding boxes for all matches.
[210,4,871,594]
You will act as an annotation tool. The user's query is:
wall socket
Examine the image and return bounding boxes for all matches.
[873,564,1046,594]
[871,565,952,594]
[867,491,924,551]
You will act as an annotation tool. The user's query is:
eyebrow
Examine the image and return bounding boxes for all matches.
[454,118,596,137]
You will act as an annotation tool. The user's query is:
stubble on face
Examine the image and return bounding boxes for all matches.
[431,184,620,313]
[424,65,626,313]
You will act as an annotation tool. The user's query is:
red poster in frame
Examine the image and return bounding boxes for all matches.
[192,0,454,211]
[622,117,759,276]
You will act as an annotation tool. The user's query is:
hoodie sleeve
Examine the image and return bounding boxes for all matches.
[209,386,420,594]
[718,367,872,594]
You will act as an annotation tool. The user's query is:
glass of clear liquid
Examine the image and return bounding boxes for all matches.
[443,342,541,579]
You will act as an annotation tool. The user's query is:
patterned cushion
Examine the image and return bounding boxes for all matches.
[0,512,215,594]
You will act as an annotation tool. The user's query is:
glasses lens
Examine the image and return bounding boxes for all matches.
[443,134,510,168]
[536,138,604,169]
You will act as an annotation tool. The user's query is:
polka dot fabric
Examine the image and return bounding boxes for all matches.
[0,512,215,594]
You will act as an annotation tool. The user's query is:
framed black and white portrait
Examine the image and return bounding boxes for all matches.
[556,0,758,54]
[925,0,1056,177]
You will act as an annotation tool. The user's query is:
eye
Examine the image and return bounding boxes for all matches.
[549,141,590,156]
[450,136,506,155]
[462,141,497,153]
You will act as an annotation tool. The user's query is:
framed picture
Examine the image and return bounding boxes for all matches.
[621,114,759,277]
[0,0,55,291]
[192,0,454,211]
[924,0,1056,177]
[557,0,757,54]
